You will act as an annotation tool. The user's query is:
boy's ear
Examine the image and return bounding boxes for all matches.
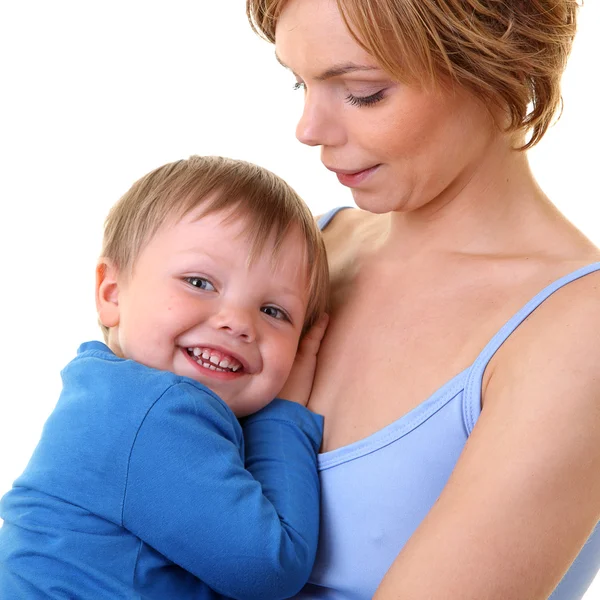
[96,258,121,328]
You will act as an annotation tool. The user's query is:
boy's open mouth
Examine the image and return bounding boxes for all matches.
[186,347,243,373]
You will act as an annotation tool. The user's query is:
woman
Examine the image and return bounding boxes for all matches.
[247,1,600,599]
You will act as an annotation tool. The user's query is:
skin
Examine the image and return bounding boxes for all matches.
[275,0,600,597]
[96,207,319,417]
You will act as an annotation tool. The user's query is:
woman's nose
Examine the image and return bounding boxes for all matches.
[295,90,345,147]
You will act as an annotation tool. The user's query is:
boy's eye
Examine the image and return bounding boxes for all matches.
[185,277,215,291]
[261,305,290,322]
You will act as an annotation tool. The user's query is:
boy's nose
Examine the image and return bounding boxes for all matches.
[214,307,256,342]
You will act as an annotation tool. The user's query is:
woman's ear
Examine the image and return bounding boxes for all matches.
[96,258,121,328]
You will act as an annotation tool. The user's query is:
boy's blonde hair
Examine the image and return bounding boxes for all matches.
[100,155,328,337]
[247,0,578,149]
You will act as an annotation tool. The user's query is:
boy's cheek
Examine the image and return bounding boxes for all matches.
[275,349,300,385]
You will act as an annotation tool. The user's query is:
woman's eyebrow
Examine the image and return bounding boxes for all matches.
[275,52,379,80]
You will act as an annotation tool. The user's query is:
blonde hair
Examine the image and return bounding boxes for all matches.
[247,0,579,149]
[100,155,328,337]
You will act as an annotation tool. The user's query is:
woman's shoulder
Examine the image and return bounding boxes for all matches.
[516,253,600,337]
[524,260,600,352]
[380,259,600,599]
[487,258,600,406]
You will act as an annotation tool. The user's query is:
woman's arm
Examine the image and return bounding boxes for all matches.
[374,273,600,600]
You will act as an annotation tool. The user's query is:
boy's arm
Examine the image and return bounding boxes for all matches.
[121,383,323,600]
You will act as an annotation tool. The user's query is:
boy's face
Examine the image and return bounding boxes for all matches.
[97,208,309,416]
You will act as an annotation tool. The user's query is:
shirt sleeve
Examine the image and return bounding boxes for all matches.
[121,382,323,600]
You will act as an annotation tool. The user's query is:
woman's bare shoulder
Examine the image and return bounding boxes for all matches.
[373,267,600,600]
[479,259,600,406]
[496,270,600,368]
[492,264,600,389]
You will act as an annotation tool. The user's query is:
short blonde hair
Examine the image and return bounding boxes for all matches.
[101,155,328,336]
[247,0,579,149]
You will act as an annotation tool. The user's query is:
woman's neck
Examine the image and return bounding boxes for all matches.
[381,141,568,259]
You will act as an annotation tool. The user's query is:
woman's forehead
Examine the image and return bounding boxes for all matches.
[275,0,374,74]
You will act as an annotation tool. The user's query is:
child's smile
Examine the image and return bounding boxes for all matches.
[99,206,310,416]
[186,346,244,374]
[183,345,250,382]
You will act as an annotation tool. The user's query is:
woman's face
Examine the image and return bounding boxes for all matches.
[275,0,500,214]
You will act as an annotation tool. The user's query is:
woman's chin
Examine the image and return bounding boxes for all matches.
[350,187,409,214]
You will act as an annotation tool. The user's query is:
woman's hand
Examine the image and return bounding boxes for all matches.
[278,314,329,407]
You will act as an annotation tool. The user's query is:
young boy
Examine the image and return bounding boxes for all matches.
[0,156,329,599]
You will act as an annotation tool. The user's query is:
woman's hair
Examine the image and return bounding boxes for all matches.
[247,0,579,149]
[101,155,329,336]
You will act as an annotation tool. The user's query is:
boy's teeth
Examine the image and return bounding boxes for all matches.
[187,347,243,372]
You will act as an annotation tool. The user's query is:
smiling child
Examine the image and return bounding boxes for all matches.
[0,155,329,600]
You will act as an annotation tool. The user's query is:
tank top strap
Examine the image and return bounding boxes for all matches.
[462,261,600,432]
[317,206,354,230]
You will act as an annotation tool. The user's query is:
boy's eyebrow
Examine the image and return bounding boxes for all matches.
[278,286,305,299]
[275,52,379,81]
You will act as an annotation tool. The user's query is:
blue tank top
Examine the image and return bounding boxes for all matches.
[294,206,600,600]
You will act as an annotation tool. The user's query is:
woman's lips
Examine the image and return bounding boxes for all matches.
[328,164,381,187]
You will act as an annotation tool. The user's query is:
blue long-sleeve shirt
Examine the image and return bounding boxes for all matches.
[0,341,323,599]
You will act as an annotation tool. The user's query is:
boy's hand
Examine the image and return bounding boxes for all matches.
[278,314,329,407]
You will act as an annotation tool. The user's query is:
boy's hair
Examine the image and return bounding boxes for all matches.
[247,0,578,149]
[100,155,328,338]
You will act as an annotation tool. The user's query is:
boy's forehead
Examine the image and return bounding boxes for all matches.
[152,208,309,270]
[189,206,309,259]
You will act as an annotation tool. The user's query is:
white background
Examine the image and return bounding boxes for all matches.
[0,1,599,595]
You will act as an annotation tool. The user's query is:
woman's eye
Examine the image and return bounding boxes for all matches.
[261,305,290,322]
[185,277,215,291]
[345,90,385,107]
